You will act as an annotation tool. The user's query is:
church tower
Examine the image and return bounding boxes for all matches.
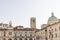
[30,17,36,28]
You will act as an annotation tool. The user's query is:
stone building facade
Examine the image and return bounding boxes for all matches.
[1,12,60,40]
[36,12,60,40]
[0,17,39,40]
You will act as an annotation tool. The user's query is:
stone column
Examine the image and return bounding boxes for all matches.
[17,38,19,40]
[22,38,24,40]
[27,38,29,40]
[32,38,34,40]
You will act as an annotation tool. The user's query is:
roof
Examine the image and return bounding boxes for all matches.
[40,21,60,31]
[14,27,40,31]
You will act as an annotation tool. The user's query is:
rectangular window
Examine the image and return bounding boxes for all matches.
[55,33,57,37]
[49,35,50,39]
[55,28,57,31]
[59,32,60,37]
[59,27,60,30]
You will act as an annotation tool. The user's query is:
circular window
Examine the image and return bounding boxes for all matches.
[9,32,12,35]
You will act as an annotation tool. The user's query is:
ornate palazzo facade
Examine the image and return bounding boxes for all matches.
[0,17,39,40]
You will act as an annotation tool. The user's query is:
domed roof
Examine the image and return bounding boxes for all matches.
[48,12,58,24]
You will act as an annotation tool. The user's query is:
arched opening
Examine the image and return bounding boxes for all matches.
[19,38,22,40]
[25,38,27,40]
[29,38,32,40]
[14,38,17,40]
[8,38,12,40]
[3,38,6,40]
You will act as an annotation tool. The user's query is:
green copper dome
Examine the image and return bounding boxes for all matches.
[48,12,58,24]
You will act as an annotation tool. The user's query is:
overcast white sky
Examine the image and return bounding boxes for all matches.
[0,0,60,29]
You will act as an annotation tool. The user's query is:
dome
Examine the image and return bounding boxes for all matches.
[48,12,58,24]
[41,24,47,28]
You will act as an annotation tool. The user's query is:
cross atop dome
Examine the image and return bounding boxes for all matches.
[52,12,54,17]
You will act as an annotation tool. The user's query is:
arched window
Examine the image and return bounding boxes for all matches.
[9,32,12,35]
[8,38,12,40]
[36,36,40,40]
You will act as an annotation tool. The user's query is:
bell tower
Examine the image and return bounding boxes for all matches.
[30,17,36,28]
